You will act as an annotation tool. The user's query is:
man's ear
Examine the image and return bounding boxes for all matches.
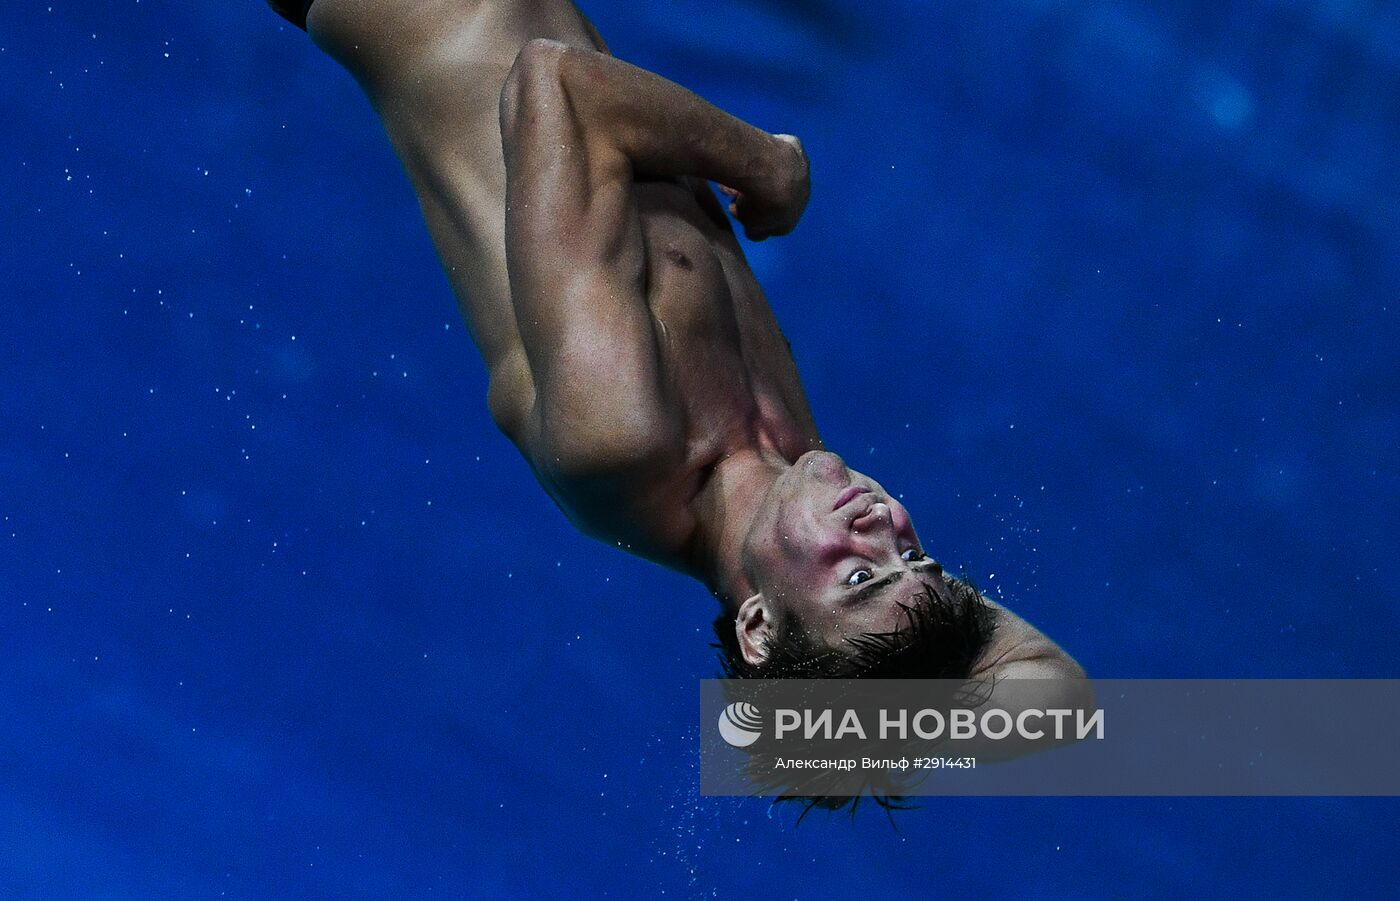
[735,593,775,666]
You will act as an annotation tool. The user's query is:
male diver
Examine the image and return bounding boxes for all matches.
[265,0,1087,705]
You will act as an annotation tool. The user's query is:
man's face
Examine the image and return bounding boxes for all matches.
[741,450,949,650]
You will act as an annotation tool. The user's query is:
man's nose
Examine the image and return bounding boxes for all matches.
[850,502,893,533]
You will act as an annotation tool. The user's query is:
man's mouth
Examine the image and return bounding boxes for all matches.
[832,486,871,511]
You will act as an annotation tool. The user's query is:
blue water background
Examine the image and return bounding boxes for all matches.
[4,1,1398,896]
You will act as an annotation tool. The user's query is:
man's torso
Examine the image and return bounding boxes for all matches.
[501,176,822,569]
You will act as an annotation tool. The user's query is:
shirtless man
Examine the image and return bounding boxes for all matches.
[266,0,1086,699]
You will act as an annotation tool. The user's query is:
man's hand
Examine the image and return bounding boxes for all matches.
[717,134,810,241]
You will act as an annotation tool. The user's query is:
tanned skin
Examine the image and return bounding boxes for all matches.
[288,0,1086,702]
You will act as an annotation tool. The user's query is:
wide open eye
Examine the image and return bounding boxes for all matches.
[846,568,874,586]
[901,548,927,562]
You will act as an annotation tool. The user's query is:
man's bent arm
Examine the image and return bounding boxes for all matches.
[502,39,809,240]
[495,38,808,472]
[961,600,1093,761]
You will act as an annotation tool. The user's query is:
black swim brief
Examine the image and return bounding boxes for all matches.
[268,0,314,30]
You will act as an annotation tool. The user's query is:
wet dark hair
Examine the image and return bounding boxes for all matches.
[711,571,997,822]
[713,570,994,680]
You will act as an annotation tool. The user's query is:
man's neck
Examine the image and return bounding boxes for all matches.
[687,447,789,610]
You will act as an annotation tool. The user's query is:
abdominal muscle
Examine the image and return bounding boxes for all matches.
[639,178,820,474]
[531,177,822,567]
